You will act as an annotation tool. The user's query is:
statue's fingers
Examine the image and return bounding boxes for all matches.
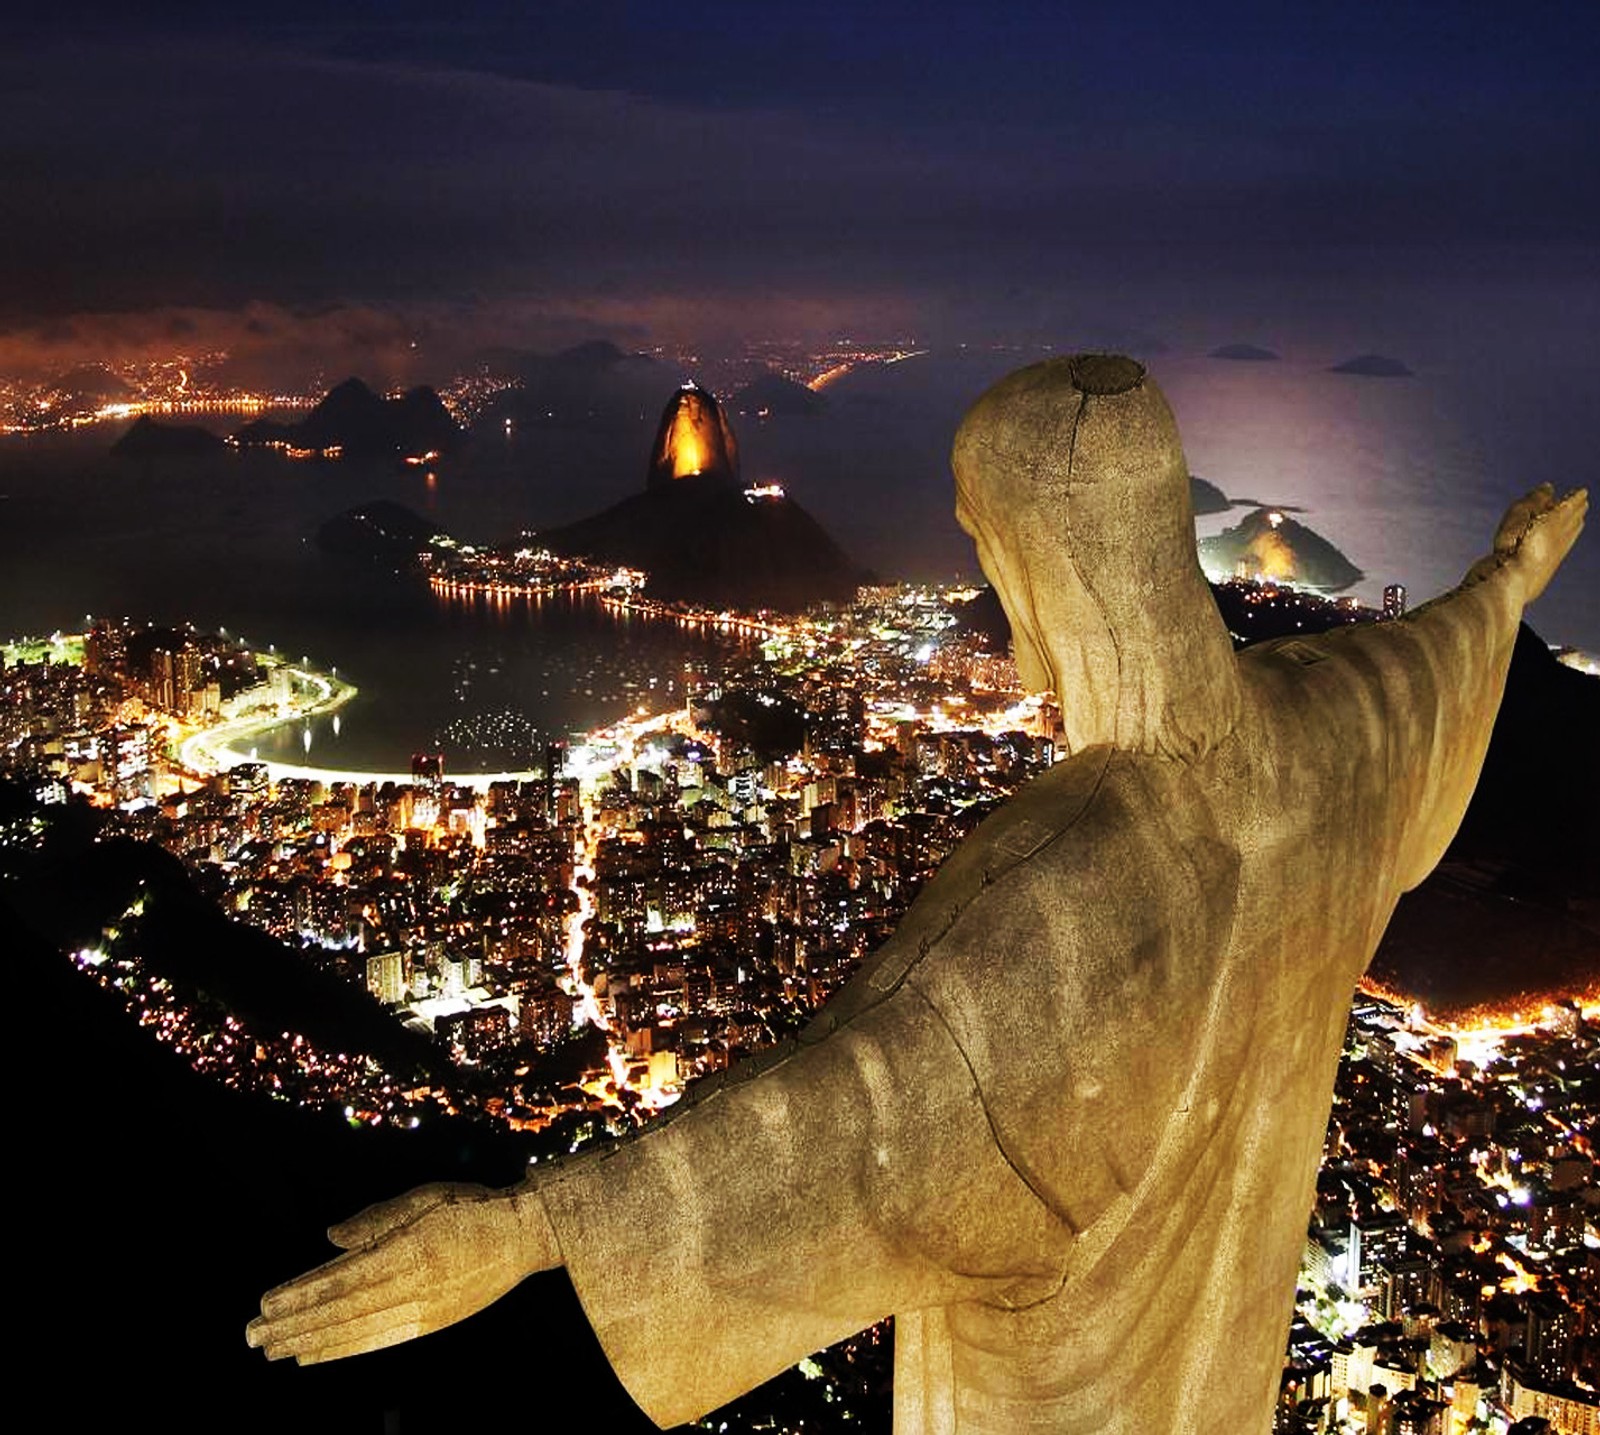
[260,1238,419,1320]
[1513,481,1557,516]
[259,1254,355,1320]
[1520,487,1587,545]
[1495,494,1543,554]
[248,1269,415,1349]
[1545,488,1588,546]
[296,1315,432,1366]
[260,1301,428,1363]
[328,1183,459,1249]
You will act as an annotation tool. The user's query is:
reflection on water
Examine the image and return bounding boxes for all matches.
[247,589,750,771]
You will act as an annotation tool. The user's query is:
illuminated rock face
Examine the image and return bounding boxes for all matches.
[1199,507,1364,591]
[646,382,739,490]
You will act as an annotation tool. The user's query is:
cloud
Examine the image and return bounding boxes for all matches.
[1,39,997,318]
[2,21,1594,353]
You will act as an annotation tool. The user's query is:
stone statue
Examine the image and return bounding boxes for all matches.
[248,354,1586,1433]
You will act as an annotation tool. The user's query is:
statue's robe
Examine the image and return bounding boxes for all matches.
[536,565,1522,1434]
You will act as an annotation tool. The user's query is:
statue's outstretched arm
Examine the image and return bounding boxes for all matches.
[533,982,1071,1426]
[1314,483,1586,894]
[250,979,1065,1425]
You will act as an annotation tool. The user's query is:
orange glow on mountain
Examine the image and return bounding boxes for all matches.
[647,382,739,489]
[1248,527,1296,580]
[666,413,707,477]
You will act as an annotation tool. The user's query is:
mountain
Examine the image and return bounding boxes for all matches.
[52,363,132,402]
[541,384,865,611]
[1208,343,1280,362]
[111,414,227,459]
[5,820,441,1081]
[316,499,447,563]
[1189,475,1231,515]
[235,379,462,462]
[388,385,464,455]
[542,471,865,611]
[1199,507,1363,591]
[1330,353,1413,377]
[731,372,826,417]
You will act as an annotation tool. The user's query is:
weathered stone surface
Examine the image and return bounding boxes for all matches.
[249,355,1586,1435]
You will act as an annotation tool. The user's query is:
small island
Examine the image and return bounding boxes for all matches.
[111,415,227,459]
[1330,353,1413,378]
[1208,342,1280,362]
[235,377,463,464]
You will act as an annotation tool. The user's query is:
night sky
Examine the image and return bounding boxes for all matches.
[5,0,1597,366]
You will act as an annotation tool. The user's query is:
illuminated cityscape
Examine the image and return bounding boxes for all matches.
[0,353,313,434]
[3,560,1595,1431]
[0,337,932,438]
[1,586,1058,1122]
[4,3,1598,1428]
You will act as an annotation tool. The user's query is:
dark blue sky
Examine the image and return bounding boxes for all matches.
[3,0,1596,355]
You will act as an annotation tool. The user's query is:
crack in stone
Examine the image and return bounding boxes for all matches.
[908,980,1081,1245]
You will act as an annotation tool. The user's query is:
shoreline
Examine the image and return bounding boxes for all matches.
[178,661,558,789]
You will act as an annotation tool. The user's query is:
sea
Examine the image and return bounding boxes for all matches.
[0,434,756,771]
[2,347,1596,773]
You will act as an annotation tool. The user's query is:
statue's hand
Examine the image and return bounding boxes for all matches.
[246,1180,560,1364]
[1470,483,1588,602]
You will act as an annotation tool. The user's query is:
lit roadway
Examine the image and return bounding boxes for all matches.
[562,707,703,1113]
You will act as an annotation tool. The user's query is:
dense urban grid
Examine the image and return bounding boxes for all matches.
[2,577,1594,1435]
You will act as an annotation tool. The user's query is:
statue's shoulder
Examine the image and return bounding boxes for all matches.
[805,750,1113,1031]
[1234,614,1466,750]
[811,747,1234,1033]
[1238,606,1481,689]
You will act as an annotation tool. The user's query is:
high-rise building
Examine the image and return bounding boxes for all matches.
[1524,1292,1576,1384]
[1501,1362,1599,1435]
[365,950,406,1006]
[102,723,152,804]
[1384,584,1408,619]
[520,986,576,1047]
[84,620,126,677]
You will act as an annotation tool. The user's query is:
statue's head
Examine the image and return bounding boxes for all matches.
[953,354,1240,760]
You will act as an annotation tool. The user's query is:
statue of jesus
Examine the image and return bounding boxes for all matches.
[248,354,1586,1434]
